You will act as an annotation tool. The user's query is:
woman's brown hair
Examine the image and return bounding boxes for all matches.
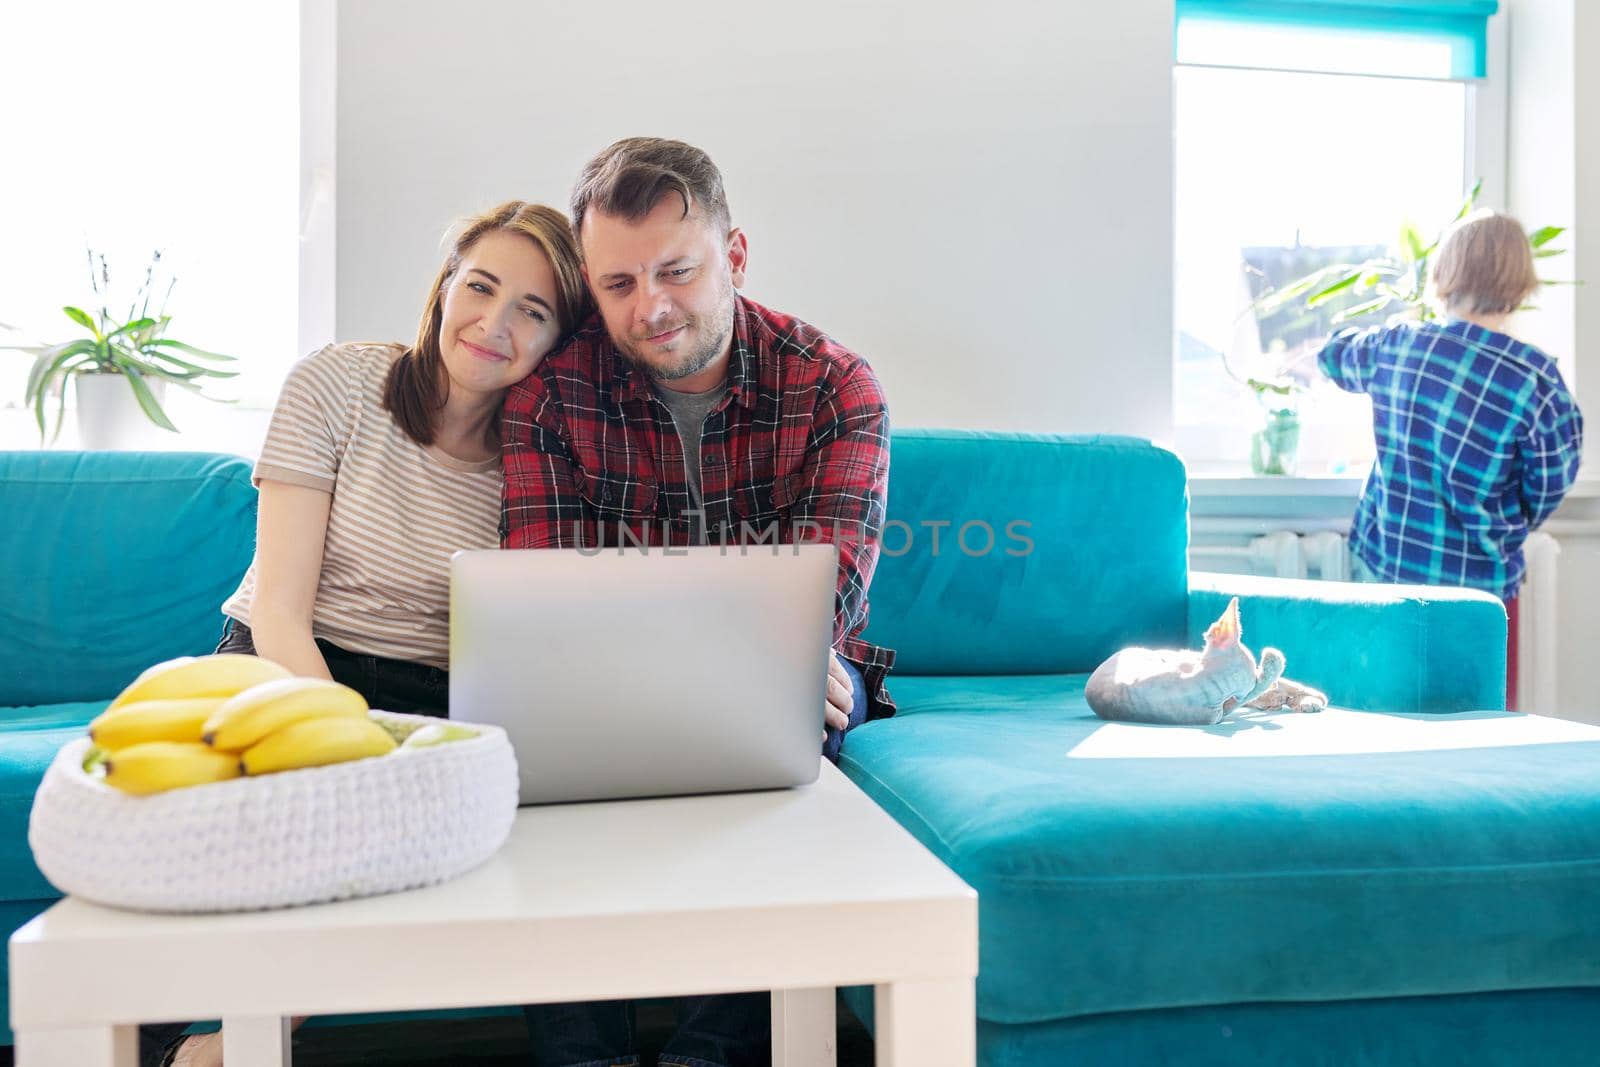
[383,201,590,447]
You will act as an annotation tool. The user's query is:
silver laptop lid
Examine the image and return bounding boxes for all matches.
[450,543,836,804]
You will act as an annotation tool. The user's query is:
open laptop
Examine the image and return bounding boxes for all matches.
[449,543,836,804]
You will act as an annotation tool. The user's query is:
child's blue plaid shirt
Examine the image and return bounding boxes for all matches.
[1320,319,1583,601]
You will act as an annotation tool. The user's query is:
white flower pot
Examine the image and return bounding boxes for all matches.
[74,372,166,450]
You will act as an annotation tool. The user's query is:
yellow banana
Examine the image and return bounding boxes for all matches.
[89,697,229,749]
[203,678,369,752]
[102,741,242,795]
[108,654,293,710]
[240,715,397,775]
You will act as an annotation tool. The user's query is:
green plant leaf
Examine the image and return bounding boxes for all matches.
[145,348,240,378]
[1529,225,1566,249]
[121,366,180,432]
[1250,264,1365,315]
[24,340,97,404]
[62,306,101,338]
[31,352,88,444]
[145,338,235,362]
[1331,296,1392,324]
[1305,272,1363,307]
[1452,178,1483,222]
[105,317,158,341]
[1534,248,1567,259]
[1245,377,1295,397]
[1399,222,1427,264]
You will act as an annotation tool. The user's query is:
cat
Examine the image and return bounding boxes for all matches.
[1084,597,1327,726]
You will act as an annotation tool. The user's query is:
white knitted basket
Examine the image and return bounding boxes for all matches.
[28,712,519,913]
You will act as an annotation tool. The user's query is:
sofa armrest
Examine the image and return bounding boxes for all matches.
[1188,572,1507,713]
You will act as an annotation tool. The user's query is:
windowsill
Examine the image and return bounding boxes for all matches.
[0,403,272,459]
[1188,472,1600,499]
[1187,473,1366,497]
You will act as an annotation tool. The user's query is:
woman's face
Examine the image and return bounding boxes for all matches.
[437,230,563,400]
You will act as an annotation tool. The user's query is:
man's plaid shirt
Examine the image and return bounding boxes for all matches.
[1320,318,1583,600]
[501,294,896,716]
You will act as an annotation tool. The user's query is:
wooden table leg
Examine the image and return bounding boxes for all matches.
[875,978,974,1067]
[221,1014,291,1067]
[772,986,837,1067]
[14,1023,138,1066]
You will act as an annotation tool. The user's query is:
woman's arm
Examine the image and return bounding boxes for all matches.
[248,479,336,679]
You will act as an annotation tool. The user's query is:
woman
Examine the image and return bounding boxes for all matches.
[227,199,586,710]
[146,200,590,1067]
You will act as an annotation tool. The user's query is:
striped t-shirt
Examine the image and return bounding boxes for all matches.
[221,342,502,668]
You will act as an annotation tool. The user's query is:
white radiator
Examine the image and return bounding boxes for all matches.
[1191,523,1560,712]
[1190,521,1351,580]
[1518,532,1560,714]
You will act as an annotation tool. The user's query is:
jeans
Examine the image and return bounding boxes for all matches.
[525,658,868,1067]
[217,617,451,717]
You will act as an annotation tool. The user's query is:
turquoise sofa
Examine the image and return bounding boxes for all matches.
[4,437,1600,1064]
[844,430,1600,1065]
[0,450,258,1042]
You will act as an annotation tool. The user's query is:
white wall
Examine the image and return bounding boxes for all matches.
[1506,0,1577,383]
[1503,0,1600,720]
[332,0,1176,438]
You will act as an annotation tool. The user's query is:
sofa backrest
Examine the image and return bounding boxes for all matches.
[861,430,1190,675]
[0,451,257,706]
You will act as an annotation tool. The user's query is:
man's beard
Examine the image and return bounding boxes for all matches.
[614,278,736,383]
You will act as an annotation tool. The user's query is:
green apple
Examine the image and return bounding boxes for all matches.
[399,722,481,750]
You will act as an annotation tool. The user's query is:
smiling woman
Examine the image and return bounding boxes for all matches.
[143,199,591,1067]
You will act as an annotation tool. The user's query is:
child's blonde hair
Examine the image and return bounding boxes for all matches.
[1430,210,1540,317]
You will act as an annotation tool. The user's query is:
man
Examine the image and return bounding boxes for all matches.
[501,137,894,1067]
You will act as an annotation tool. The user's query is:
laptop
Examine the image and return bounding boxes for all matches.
[449,543,837,804]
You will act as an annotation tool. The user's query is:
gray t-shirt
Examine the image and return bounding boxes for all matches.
[652,381,727,541]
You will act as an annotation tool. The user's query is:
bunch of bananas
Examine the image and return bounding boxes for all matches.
[86,654,399,795]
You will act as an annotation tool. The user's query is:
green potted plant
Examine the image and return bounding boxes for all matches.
[3,250,237,448]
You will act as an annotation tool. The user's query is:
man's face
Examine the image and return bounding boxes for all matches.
[581,196,747,387]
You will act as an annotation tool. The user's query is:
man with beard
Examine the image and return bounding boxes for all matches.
[500,137,894,1067]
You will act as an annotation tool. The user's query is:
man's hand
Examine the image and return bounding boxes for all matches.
[824,651,853,740]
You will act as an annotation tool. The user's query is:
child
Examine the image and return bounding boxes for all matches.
[1319,210,1584,709]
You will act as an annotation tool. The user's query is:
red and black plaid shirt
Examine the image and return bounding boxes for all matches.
[501,294,896,717]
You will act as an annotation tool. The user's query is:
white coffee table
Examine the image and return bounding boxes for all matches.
[10,760,977,1067]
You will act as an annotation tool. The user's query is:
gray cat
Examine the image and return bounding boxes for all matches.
[1085,597,1327,726]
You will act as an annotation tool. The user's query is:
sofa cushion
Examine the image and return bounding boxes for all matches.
[0,451,256,705]
[861,432,1189,674]
[839,675,1600,1024]
[0,701,104,903]
[841,985,1600,1067]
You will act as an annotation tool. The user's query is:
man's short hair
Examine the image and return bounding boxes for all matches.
[570,138,731,251]
[1431,210,1540,316]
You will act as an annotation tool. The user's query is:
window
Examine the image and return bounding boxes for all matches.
[1171,1,1500,473]
[0,4,297,453]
